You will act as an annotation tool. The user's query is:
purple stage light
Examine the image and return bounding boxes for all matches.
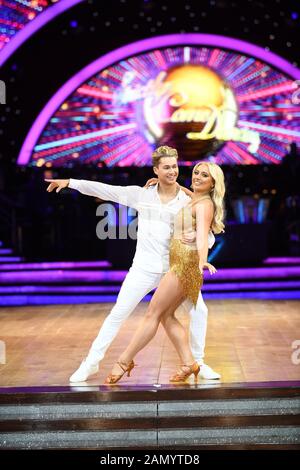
[0,270,127,283]
[0,260,111,271]
[263,257,300,265]
[208,266,300,280]
[0,285,120,294]
[0,280,299,295]
[0,0,84,67]
[1,266,300,285]
[203,281,300,291]
[204,291,300,300]
[0,291,299,307]
[0,248,13,255]
[0,295,127,306]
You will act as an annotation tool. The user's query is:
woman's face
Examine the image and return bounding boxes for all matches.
[192,164,214,194]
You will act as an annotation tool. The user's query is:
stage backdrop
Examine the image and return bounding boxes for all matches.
[17,34,300,167]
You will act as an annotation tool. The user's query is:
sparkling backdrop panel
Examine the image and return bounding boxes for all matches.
[29,46,300,167]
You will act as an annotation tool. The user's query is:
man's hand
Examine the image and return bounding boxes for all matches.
[199,262,217,275]
[45,179,70,193]
[179,185,193,198]
[181,230,196,245]
[144,177,158,188]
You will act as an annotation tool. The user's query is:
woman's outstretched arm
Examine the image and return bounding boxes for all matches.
[195,200,214,274]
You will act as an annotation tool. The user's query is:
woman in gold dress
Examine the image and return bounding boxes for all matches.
[105,161,225,384]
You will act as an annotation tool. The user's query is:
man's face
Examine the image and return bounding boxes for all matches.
[153,157,179,185]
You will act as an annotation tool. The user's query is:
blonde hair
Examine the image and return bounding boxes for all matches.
[193,162,225,234]
[152,145,178,167]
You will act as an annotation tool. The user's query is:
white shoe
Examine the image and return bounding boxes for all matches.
[199,363,221,380]
[69,359,99,382]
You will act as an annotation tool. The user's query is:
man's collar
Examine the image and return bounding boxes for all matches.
[156,183,183,204]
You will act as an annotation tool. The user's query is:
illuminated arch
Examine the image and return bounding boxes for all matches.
[18,34,300,165]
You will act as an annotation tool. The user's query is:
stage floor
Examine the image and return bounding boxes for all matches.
[0,300,299,387]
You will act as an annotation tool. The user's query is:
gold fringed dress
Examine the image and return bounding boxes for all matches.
[169,198,211,306]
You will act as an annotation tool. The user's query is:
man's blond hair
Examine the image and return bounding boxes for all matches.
[152,145,178,167]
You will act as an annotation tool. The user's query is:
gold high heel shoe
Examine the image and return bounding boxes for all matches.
[104,360,135,385]
[169,362,200,383]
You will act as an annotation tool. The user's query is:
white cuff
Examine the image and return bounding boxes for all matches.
[68,178,80,190]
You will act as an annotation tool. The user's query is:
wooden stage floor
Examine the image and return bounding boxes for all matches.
[0,299,300,387]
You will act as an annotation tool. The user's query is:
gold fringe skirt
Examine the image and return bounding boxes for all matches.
[169,238,203,306]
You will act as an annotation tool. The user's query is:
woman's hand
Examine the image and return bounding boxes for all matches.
[45,179,69,193]
[199,262,217,275]
[144,177,158,188]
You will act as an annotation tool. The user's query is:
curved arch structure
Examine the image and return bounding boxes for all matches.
[0,0,84,67]
[18,34,300,165]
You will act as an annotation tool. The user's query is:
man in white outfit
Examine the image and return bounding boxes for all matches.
[45,146,220,381]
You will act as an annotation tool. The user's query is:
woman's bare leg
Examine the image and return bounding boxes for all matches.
[110,272,185,374]
[161,310,194,365]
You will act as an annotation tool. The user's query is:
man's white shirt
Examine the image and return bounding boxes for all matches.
[68,179,215,273]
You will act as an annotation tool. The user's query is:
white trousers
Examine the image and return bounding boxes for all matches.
[86,266,208,366]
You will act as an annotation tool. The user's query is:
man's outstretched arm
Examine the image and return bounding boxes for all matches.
[45,178,143,208]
